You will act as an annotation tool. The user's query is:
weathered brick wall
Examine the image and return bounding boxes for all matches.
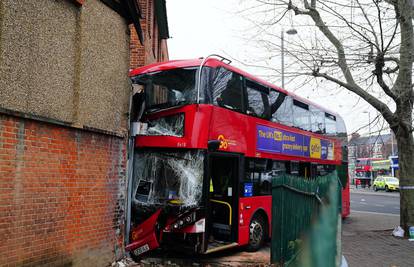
[0,114,126,267]
[129,0,169,69]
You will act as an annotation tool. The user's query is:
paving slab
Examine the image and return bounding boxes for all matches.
[342,211,414,267]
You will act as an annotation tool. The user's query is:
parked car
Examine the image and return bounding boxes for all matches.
[373,176,399,192]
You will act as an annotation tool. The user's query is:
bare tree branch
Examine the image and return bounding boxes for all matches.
[287,0,397,123]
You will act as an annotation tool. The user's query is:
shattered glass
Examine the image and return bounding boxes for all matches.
[146,113,184,137]
[132,150,204,208]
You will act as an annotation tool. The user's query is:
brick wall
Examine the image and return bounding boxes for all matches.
[0,114,126,267]
[129,0,169,69]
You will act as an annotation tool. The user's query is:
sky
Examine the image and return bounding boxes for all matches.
[165,1,388,137]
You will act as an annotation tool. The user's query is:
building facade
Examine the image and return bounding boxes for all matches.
[0,0,168,266]
[348,133,397,180]
[348,133,396,163]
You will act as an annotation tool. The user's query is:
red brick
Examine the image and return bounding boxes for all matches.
[0,115,127,266]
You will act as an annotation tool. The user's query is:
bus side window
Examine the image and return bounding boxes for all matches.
[325,112,337,135]
[336,116,347,137]
[310,105,326,134]
[245,79,270,119]
[271,161,286,177]
[293,100,311,131]
[315,164,336,176]
[243,158,273,196]
[212,68,244,112]
[287,161,299,176]
[272,95,293,126]
[299,162,311,178]
[243,158,257,196]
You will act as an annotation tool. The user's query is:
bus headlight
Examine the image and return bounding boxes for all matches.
[171,211,197,230]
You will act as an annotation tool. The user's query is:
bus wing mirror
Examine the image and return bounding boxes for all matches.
[208,140,221,151]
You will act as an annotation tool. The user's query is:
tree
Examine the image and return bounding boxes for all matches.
[243,0,413,234]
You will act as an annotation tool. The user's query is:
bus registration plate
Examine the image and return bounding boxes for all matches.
[133,244,150,256]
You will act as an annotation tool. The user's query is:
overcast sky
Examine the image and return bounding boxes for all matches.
[166,1,386,137]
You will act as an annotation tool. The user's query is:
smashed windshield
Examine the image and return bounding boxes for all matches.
[132,68,197,113]
[132,150,204,207]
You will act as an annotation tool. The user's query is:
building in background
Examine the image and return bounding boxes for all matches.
[348,133,397,163]
[0,0,168,266]
[348,133,398,183]
[130,0,169,68]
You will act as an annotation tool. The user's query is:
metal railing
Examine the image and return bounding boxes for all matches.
[271,172,342,267]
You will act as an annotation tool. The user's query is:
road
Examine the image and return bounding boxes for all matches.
[350,188,400,215]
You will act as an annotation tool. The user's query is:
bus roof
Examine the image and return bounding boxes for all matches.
[129,58,339,117]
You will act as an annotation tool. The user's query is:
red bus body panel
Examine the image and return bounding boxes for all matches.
[341,182,350,217]
[238,196,272,245]
[136,104,342,164]
[126,209,162,255]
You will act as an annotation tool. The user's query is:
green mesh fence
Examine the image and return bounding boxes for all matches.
[271,172,341,266]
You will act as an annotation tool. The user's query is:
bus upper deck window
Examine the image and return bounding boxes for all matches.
[293,100,311,131]
[212,68,243,112]
[245,79,270,119]
[325,112,337,135]
[272,95,293,126]
[310,106,326,134]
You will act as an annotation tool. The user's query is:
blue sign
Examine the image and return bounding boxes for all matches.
[256,125,334,160]
[244,183,253,197]
[390,156,399,170]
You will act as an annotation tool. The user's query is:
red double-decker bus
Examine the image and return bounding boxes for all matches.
[355,157,384,187]
[126,55,349,257]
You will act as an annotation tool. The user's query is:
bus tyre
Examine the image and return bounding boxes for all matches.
[246,215,265,252]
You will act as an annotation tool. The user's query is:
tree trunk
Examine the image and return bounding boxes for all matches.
[395,128,414,236]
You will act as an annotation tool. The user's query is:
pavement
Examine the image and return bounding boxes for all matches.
[342,211,414,267]
[342,185,414,267]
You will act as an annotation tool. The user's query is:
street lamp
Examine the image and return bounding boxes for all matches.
[281,28,297,88]
[363,111,373,185]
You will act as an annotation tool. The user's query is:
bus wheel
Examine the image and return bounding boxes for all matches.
[246,215,265,252]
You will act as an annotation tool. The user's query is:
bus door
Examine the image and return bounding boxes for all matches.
[205,153,241,253]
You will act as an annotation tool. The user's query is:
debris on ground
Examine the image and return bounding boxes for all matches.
[392,226,404,238]
[111,257,139,267]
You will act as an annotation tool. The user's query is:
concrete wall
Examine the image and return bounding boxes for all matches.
[0,0,130,135]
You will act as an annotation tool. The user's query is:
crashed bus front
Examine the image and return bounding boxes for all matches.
[126,150,206,257]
